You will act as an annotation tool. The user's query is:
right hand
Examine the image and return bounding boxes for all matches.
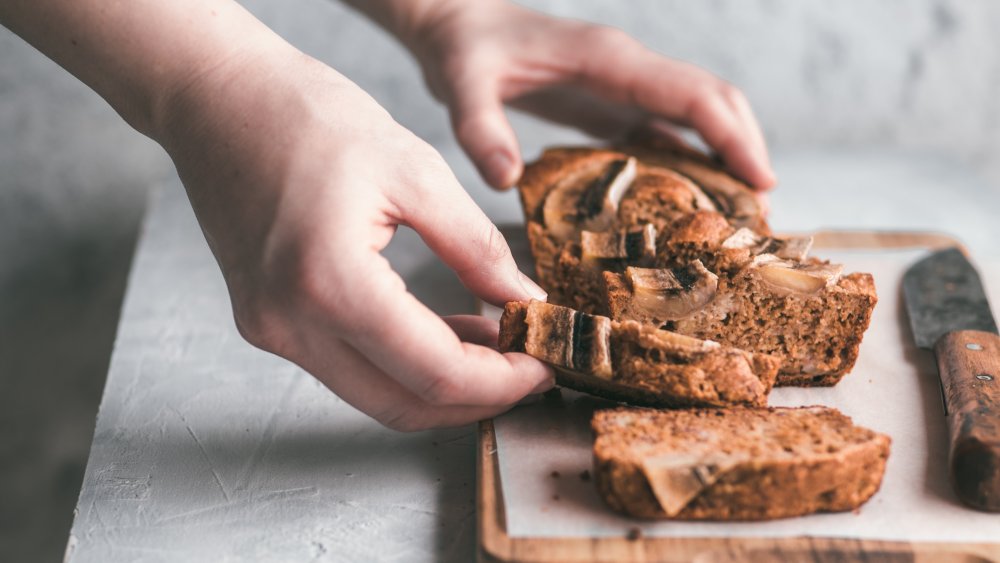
[397,0,775,192]
[156,45,554,431]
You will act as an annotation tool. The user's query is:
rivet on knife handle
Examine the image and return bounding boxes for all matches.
[934,330,1000,511]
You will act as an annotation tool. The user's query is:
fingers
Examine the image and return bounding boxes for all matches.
[301,336,522,431]
[508,88,696,158]
[683,85,776,190]
[622,119,693,151]
[509,85,647,140]
[446,74,522,190]
[330,250,554,409]
[443,314,501,349]
[574,30,776,189]
[392,160,546,307]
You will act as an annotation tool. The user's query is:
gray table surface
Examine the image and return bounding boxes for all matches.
[66,149,1000,562]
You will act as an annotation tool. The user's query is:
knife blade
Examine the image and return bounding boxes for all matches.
[902,247,1000,511]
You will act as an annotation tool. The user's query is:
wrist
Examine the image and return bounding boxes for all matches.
[152,28,306,147]
[153,42,382,176]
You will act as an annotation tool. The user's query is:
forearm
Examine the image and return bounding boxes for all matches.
[0,0,295,139]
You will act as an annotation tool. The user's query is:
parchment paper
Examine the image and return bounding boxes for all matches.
[485,247,1000,541]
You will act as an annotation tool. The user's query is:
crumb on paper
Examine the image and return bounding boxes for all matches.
[626,527,642,541]
[550,470,560,479]
[579,469,591,482]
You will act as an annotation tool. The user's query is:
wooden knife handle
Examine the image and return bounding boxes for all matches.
[934,330,1000,511]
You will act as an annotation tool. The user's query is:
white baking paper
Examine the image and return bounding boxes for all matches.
[485,246,1000,541]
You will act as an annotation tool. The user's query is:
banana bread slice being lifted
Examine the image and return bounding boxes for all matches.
[499,300,779,408]
[592,406,891,520]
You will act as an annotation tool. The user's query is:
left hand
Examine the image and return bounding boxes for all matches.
[397,0,776,191]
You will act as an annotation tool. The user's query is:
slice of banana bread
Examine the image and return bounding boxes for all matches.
[499,300,779,408]
[592,406,891,520]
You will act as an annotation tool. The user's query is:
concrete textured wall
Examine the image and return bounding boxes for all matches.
[1,1,998,561]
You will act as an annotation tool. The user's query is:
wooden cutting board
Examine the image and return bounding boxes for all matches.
[478,228,1000,563]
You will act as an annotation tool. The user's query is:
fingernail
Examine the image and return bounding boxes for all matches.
[518,271,547,301]
[485,151,514,188]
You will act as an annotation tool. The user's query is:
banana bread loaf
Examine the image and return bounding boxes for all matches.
[516,144,876,385]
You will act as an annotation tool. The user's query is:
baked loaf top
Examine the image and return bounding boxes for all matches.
[518,145,769,260]
[499,300,779,408]
[592,406,891,520]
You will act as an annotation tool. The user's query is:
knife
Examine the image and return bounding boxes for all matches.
[902,247,1000,511]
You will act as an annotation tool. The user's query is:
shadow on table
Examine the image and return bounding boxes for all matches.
[0,220,139,563]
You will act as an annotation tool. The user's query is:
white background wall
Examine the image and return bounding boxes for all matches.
[2,1,998,560]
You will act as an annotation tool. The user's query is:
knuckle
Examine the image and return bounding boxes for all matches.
[399,140,452,192]
[419,372,464,407]
[286,259,340,315]
[584,24,634,51]
[387,128,432,163]
[453,221,513,279]
[716,81,747,107]
[687,87,724,120]
[442,47,496,85]
[440,51,474,83]
[479,222,512,266]
[453,111,495,149]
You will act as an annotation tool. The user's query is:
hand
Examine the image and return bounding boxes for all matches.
[1,0,554,431]
[398,0,776,190]
[157,47,553,430]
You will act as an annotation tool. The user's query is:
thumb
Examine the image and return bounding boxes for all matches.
[398,164,547,306]
[448,77,522,190]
